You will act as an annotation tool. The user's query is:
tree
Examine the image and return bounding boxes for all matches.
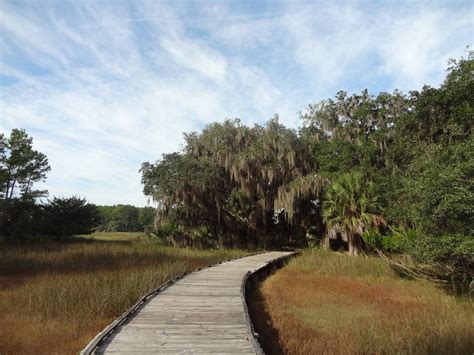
[139,55,472,258]
[300,89,407,171]
[109,205,141,232]
[0,129,50,202]
[96,205,115,231]
[0,129,50,239]
[41,196,100,240]
[96,205,157,232]
[141,150,224,247]
[322,172,385,255]
[141,117,321,248]
[138,207,156,230]
[0,197,42,239]
[388,58,474,232]
[399,137,474,236]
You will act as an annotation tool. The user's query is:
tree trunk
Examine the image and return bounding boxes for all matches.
[348,239,355,255]
[348,235,361,256]
[7,178,16,202]
[321,235,331,250]
[4,167,12,202]
[215,198,224,250]
[24,177,32,197]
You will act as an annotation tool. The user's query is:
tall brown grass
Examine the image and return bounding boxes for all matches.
[0,233,249,354]
[252,249,474,355]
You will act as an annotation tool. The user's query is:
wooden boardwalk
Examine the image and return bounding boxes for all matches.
[88,251,294,354]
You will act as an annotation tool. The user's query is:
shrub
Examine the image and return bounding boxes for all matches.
[364,228,474,293]
[362,228,416,253]
[41,197,100,240]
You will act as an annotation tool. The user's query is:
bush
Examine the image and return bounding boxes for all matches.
[362,228,416,253]
[41,197,100,240]
[0,198,42,240]
[364,228,473,293]
[364,229,473,266]
[410,234,474,267]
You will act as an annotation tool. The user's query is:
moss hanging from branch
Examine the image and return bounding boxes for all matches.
[274,174,327,223]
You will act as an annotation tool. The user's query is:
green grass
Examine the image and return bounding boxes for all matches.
[77,231,153,242]
[0,232,250,354]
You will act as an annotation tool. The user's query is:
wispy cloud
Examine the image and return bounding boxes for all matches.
[0,0,471,205]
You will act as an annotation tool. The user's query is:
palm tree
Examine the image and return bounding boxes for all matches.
[322,172,385,255]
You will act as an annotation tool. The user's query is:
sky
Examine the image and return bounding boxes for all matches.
[0,0,472,206]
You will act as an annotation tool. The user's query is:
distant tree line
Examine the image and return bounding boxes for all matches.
[0,129,99,240]
[0,129,156,240]
[96,205,155,232]
[141,58,472,287]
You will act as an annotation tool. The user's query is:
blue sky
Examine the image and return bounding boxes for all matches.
[0,0,472,206]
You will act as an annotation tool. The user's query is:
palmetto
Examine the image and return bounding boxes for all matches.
[322,171,385,255]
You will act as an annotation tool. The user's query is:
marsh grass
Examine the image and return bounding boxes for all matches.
[0,232,249,354]
[253,249,474,355]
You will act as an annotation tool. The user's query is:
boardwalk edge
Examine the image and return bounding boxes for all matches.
[241,250,300,355]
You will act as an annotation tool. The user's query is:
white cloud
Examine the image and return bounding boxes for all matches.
[283,4,372,85]
[0,0,471,206]
[377,8,472,90]
[161,37,228,84]
[0,5,70,68]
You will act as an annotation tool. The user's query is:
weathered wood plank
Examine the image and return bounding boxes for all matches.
[85,251,294,354]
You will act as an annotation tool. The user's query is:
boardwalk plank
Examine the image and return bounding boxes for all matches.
[91,251,293,354]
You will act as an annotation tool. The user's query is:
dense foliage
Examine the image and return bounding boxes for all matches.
[96,205,155,232]
[41,197,100,240]
[142,59,473,263]
[321,172,386,255]
[141,117,322,249]
[0,129,50,202]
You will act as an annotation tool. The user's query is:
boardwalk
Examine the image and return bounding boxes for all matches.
[89,251,294,354]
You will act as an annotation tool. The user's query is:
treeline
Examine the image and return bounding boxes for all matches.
[1,196,100,241]
[96,205,155,232]
[0,128,156,239]
[0,130,96,240]
[141,58,472,287]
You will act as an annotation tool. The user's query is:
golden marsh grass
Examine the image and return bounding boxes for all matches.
[0,233,249,354]
[252,249,474,355]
